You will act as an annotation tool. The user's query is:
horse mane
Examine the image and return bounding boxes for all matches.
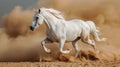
[42,8,65,20]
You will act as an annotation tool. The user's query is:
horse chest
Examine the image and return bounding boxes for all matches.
[46,29,63,42]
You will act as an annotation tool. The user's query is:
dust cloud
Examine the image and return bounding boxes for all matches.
[0,0,120,62]
[44,0,120,26]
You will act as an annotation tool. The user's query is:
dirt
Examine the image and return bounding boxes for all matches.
[0,61,120,67]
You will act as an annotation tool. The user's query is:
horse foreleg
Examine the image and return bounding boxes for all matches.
[59,39,71,54]
[41,38,52,53]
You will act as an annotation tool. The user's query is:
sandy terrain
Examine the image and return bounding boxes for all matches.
[0,61,120,67]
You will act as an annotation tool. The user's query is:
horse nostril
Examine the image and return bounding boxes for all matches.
[29,26,34,31]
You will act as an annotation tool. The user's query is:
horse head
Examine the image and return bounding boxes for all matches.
[29,8,44,31]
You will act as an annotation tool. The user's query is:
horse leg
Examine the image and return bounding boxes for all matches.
[59,39,71,54]
[93,31,106,42]
[72,37,80,58]
[81,36,98,51]
[41,38,53,53]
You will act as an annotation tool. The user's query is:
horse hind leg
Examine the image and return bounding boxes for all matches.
[81,36,98,52]
[93,31,106,42]
[72,37,80,58]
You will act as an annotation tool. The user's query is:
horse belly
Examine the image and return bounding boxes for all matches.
[66,30,81,42]
[65,24,82,42]
[66,36,78,42]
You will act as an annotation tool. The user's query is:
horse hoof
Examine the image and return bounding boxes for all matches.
[67,49,72,51]
[102,38,107,41]
[67,49,72,54]
[46,49,51,53]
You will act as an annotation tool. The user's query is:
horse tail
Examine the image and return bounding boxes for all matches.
[86,21,106,42]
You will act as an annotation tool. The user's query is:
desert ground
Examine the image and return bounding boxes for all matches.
[0,61,120,67]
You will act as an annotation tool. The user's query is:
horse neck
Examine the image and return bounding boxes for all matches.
[43,12,59,30]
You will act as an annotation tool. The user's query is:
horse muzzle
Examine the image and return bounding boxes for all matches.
[29,26,34,31]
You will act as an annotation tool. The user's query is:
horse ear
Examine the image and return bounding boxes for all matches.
[33,9,37,12]
[38,9,41,13]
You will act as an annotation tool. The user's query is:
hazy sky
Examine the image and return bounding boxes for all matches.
[0,0,39,27]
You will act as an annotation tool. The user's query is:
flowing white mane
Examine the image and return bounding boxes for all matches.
[41,8,65,20]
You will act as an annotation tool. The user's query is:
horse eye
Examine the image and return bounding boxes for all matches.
[36,17,39,20]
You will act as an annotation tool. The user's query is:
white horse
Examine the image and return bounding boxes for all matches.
[30,8,106,58]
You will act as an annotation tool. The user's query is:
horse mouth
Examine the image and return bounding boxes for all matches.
[29,26,34,31]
